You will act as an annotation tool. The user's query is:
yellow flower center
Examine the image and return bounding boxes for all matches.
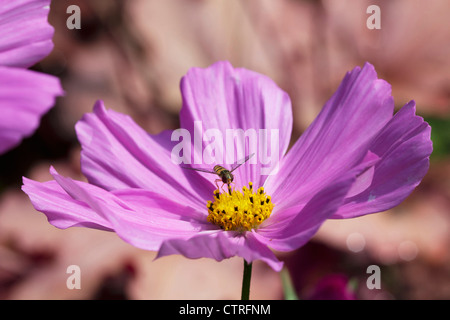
[206,182,274,232]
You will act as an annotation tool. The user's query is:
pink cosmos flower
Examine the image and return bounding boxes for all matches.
[0,0,63,154]
[22,61,432,271]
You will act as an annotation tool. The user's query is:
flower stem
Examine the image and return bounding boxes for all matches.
[241,260,252,300]
[280,267,299,300]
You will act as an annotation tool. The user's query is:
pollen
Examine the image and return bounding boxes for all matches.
[206,182,274,232]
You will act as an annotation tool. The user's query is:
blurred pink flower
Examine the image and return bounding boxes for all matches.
[0,0,63,154]
[22,61,431,271]
[307,274,356,300]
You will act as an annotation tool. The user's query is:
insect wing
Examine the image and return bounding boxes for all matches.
[230,153,255,172]
[180,165,217,175]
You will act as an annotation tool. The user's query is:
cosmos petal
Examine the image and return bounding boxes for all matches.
[255,153,378,252]
[265,62,394,211]
[157,230,284,272]
[23,167,212,250]
[0,0,54,68]
[179,61,293,189]
[76,100,213,211]
[333,101,432,218]
[0,66,63,154]
[255,167,359,252]
[345,151,379,198]
[22,176,112,231]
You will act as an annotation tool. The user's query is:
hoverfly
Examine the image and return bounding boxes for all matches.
[181,153,255,192]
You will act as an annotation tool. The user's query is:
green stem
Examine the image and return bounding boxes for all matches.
[280,267,299,300]
[241,260,253,300]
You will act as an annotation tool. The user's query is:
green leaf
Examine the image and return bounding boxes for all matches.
[424,114,450,160]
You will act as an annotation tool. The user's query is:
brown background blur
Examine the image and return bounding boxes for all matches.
[0,0,449,299]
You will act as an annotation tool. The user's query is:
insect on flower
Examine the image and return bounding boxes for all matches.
[181,153,255,192]
[22,61,432,274]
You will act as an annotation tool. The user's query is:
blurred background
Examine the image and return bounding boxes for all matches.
[0,0,449,299]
